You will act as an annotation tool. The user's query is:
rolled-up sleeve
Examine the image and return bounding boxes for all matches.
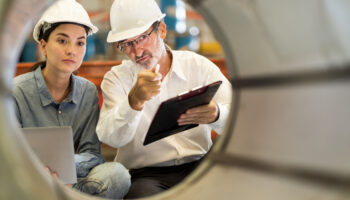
[96,71,143,148]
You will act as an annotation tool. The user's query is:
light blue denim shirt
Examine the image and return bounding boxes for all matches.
[13,66,104,178]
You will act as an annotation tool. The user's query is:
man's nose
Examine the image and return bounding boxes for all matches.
[133,42,144,57]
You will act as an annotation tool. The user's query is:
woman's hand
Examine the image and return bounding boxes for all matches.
[45,166,72,187]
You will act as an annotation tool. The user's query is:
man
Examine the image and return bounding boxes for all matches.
[96,0,232,198]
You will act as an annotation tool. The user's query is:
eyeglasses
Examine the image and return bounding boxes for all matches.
[118,23,159,52]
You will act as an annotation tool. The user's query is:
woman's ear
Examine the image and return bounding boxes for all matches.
[159,21,167,39]
[39,39,47,57]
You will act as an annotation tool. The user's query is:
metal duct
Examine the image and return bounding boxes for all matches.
[1,0,349,199]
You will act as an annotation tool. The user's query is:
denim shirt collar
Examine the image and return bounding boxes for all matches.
[34,66,78,106]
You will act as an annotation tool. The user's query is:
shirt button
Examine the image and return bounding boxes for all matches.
[58,110,62,114]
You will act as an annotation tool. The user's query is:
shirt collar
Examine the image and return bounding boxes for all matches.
[70,74,79,104]
[34,66,77,106]
[166,47,187,81]
[128,45,187,82]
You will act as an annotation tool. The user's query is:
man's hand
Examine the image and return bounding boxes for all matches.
[129,66,162,110]
[177,101,219,125]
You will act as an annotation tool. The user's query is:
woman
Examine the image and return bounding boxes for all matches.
[13,0,130,198]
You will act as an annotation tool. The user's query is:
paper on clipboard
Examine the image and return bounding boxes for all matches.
[143,80,222,145]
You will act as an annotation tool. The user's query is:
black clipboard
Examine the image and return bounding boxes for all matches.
[143,80,222,145]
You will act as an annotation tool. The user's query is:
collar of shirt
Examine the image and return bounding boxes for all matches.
[169,50,187,82]
[34,66,78,106]
[125,48,187,83]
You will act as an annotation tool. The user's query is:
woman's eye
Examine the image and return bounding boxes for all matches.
[57,39,67,44]
[77,41,85,46]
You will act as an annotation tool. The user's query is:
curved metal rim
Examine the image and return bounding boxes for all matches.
[0,0,237,199]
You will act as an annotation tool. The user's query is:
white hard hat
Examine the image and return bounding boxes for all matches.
[107,0,166,43]
[33,0,98,43]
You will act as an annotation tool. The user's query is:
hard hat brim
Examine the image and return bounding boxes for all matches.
[106,14,165,43]
[32,0,98,43]
[33,20,98,43]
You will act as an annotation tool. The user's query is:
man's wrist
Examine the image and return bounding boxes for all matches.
[211,103,220,123]
[128,92,144,111]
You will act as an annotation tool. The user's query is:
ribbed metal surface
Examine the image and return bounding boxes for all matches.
[1,0,350,199]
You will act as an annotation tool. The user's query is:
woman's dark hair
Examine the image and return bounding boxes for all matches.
[31,22,90,71]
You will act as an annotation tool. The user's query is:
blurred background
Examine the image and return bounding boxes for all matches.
[15,0,227,161]
[18,0,224,63]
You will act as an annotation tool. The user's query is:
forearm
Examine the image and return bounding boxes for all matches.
[207,67,232,134]
[97,98,142,148]
[209,103,230,134]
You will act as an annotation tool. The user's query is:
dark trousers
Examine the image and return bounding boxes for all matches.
[124,159,202,199]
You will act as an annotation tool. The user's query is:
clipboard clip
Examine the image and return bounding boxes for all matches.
[178,90,190,96]
[177,85,203,96]
[177,85,204,101]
